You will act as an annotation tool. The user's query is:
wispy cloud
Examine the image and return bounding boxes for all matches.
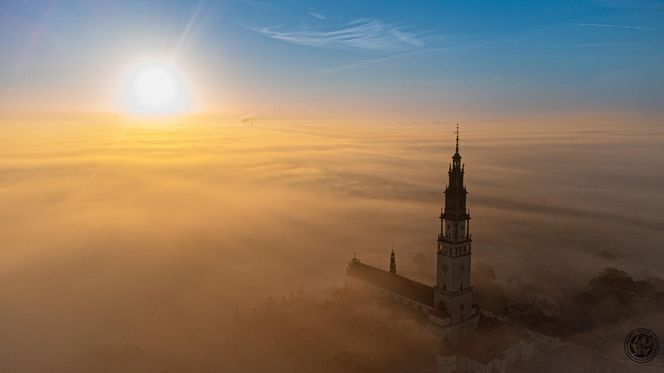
[308,11,326,20]
[257,19,425,51]
[511,77,535,88]
[579,23,655,31]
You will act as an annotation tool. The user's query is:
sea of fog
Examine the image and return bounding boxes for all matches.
[1,118,662,370]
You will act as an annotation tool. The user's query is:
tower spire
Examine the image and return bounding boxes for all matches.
[451,123,462,170]
[455,123,460,154]
[390,249,397,274]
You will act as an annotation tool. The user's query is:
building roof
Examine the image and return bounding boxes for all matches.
[457,318,529,364]
[346,259,434,307]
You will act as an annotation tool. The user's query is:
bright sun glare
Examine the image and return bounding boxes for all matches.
[122,62,189,115]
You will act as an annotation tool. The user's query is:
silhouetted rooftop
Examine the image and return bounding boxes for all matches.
[346,260,434,307]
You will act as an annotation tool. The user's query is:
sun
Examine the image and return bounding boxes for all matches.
[121,62,189,115]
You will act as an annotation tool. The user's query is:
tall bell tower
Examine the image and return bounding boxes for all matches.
[434,124,474,325]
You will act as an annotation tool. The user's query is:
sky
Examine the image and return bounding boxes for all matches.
[1,0,663,121]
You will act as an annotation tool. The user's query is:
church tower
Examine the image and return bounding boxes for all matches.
[434,125,474,324]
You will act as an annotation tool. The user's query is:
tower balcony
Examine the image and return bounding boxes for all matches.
[441,211,471,221]
[438,233,472,244]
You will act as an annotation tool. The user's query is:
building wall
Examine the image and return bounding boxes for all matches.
[426,310,479,340]
[434,242,473,323]
[443,219,468,242]
[435,247,471,293]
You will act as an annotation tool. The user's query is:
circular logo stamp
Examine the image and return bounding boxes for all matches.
[624,328,659,363]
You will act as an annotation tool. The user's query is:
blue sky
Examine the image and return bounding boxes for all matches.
[1,0,663,120]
